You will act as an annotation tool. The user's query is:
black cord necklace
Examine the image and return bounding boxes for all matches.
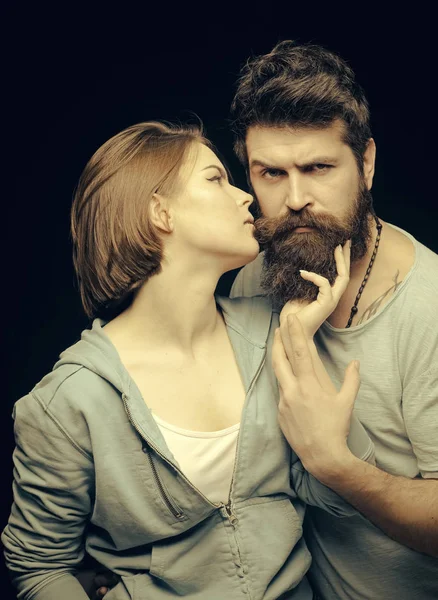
[346,214,383,328]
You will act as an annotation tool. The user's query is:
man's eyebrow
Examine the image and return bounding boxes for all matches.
[249,157,338,170]
[249,159,280,170]
[301,156,339,166]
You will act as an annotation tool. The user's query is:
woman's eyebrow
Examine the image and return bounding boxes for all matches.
[200,165,228,179]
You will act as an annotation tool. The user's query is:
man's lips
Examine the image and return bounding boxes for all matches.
[292,226,315,233]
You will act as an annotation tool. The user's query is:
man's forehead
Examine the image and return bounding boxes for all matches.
[245,121,347,164]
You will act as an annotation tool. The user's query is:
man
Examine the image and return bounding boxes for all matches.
[229,40,438,599]
[91,41,438,600]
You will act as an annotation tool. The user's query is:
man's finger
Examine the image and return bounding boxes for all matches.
[338,360,361,407]
[299,270,333,306]
[272,329,296,390]
[285,315,315,377]
[279,317,294,363]
[96,587,109,599]
[344,239,352,273]
[332,243,350,300]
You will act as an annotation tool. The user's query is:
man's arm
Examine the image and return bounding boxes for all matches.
[274,314,438,557]
[311,451,438,556]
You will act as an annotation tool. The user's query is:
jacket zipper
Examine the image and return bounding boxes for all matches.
[220,350,266,598]
[224,351,267,526]
[223,500,245,590]
[144,445,184,519]
[223,501,238,527]
[122,394,189,518]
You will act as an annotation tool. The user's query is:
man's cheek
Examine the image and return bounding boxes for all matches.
[257,196,283,218]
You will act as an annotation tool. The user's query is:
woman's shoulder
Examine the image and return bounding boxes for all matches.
[216,294,277,347]
[14,321,127,449]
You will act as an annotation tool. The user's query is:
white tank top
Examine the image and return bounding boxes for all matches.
[152,412,240,504]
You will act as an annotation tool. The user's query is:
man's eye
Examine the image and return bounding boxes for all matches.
[306,163,331,173]
[261,169,283,179]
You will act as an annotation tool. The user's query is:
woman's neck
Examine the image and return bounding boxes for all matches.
[106,261,223,357]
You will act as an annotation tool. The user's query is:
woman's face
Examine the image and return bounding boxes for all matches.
[170,143,259,272]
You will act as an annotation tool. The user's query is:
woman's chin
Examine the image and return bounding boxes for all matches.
[224,244,260,273]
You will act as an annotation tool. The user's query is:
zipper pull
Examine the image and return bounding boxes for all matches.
[224,502,238,527]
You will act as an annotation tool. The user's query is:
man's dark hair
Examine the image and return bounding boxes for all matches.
[231,40,372,170]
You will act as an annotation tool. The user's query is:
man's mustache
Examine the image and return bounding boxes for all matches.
[254,210,346,244]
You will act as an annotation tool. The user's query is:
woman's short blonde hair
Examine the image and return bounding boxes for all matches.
[71,121,210,319]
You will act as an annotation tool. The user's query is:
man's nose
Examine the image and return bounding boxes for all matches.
[284,175,312,212]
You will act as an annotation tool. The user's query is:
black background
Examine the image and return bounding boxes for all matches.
[2,5,437,598]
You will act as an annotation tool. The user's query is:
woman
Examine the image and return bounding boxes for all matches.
[2,121,372,600]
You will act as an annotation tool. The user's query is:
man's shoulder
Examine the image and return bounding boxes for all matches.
[389,223,438,279]
[384,229,438,347]
[414,239,438,282]
[404,233,438,301]
[230,252,265,298]
[380,224,438,310]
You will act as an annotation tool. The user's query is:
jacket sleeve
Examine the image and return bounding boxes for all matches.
[2,392,93,600]
[290,414,375,517]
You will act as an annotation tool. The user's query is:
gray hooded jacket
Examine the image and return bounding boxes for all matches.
[3,296,374,600]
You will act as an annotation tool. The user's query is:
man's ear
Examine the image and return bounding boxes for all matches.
[363,138,376,191]
[150,193,174,234]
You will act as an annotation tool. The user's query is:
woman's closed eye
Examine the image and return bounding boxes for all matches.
[207,174,224,184]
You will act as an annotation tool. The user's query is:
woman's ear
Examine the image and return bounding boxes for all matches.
[150,193,174,234]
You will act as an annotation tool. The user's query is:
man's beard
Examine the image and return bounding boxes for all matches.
[254,180,374,306]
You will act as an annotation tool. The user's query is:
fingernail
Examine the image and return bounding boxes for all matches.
[299,269,309,274]
[353,360,360,370]
[348,239,352,247]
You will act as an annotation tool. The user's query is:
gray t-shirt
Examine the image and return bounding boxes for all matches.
[230,224,438,600]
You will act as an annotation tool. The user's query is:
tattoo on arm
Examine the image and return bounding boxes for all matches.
[357,271,403,324]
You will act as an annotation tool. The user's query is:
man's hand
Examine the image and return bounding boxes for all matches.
[95,586,109,599]
[272,313,361,475]
[279,241,350,339]
[92,571,119,599]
